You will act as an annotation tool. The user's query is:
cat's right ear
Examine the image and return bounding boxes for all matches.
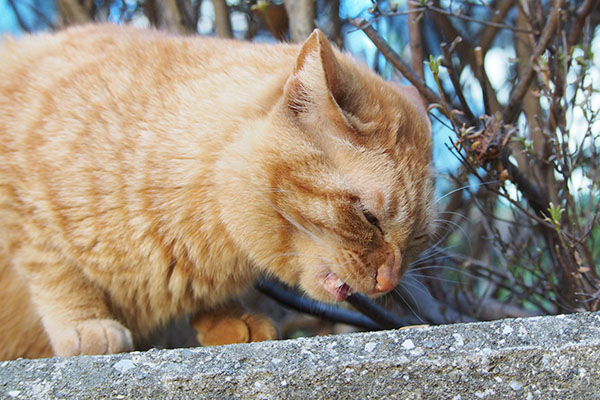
[283,29,349,130]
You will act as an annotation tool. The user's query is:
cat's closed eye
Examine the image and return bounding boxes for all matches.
[362,209,382,233]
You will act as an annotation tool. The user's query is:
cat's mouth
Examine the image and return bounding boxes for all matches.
[324,272,353,302]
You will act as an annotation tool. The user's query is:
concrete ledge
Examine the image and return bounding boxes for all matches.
[1,312,600,399]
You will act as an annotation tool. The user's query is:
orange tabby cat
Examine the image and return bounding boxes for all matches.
[0,24,433,360]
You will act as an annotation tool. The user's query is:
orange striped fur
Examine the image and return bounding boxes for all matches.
[0,24,433,359]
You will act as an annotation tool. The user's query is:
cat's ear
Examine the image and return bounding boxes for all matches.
[400,85,427,117]
[283,29,349,129]
[388,82,431,140]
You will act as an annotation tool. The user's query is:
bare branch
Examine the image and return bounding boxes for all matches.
[502,0,564,125]
[57,0,93,26]
[6,0,31,32]
[408,1,424,79]
[440,39,476,123]
[568,0,598,48]
[351,19,440,106]
[321,0,342,47]
[150,0,195,34]
[284,0,315,43]
[455,294,542,320]
[251,2,288,42]
[430,4,502,114]
[369,1,537,34]
[213,0,233,38]
[176,0,200,31]
[144,0,159,26]
[477,0,515,53]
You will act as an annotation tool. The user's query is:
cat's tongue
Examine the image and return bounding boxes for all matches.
[324,273,351,302]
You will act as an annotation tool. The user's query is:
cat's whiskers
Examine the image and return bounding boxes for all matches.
[409,248,452,266]
[410,246,457,266]
[315,259,354,280]
[410,262,481,281]
[392,282,427,324]
[432,218,472,249]
[437,210,470,221]
[404,271,464,285]
[433,180,501,205]
[349,274,364,296]
[397,274,440,308]
[410,171,436,187]
[434,218,465,232]
[338,262,365,294]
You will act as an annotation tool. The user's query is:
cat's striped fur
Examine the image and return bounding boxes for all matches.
[0,25,433,359]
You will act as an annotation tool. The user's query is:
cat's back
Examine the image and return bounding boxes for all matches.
[0,23,292,69]
[0,25,299,274]
[0,24,297,98]
[0,24,298,177]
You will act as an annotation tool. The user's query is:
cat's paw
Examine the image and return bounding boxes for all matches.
[193,313,277,346]
[240,314,278,342]
[51,319,134,357]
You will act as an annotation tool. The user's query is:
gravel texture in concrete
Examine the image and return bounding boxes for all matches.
[1,312,599,399]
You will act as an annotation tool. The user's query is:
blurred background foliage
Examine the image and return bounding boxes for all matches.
[1,0,599,341]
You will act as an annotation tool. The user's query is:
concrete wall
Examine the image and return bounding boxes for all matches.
[1,312,599,399]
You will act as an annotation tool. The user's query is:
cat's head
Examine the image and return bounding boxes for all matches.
[259,30,434,302]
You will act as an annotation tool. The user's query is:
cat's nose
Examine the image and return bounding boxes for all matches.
[374,246,402,293]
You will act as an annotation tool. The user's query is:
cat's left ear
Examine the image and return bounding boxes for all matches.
[389,82,431,137]
[283,29,350,130]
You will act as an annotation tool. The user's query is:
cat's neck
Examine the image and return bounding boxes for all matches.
[148,84,295,283]
[209,109,319,285]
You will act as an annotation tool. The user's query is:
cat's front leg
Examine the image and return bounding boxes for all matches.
[191,303,277,346]
[16,246,133,357]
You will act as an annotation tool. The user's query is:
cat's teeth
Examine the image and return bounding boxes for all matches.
[335,278,345,288]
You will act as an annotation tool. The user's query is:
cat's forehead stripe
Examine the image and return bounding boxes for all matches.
[374,191,385,211]
[387,192,399,219]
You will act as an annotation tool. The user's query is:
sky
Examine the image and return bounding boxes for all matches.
[0,0,55,35]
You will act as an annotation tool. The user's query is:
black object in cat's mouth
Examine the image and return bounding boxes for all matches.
[324,272,353,302]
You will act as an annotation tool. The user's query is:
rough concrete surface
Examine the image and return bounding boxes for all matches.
[1,312,599,399]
